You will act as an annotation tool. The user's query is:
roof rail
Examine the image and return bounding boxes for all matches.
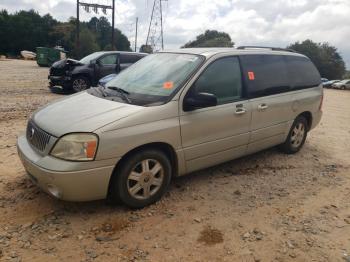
[236,46,296,53]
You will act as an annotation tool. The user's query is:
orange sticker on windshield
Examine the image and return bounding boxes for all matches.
[248,71,255,80]
[163,81,174,89]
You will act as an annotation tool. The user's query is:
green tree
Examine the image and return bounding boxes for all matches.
[0,10,10,55]
[0,10,132,59]
[139,44,153,54]
[0,9,59,56]
[86,17,131,52]
[77,28,99,58]
[288,40,345,79]
[343,70,350,79]
[182,30,234,48]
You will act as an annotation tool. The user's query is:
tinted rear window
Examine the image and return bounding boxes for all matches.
[120,54,144,63]
[240,55,290,98]
[286,56,321,89]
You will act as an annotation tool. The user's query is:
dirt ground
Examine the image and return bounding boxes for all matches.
[0,59,350,262]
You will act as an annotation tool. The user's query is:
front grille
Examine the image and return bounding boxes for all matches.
[50,67,64,76]
[26,120,51,152]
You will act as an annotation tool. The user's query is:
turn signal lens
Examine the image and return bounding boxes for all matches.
[50,133,98,161]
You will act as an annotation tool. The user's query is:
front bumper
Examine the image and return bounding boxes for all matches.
[48,75,72,89]
[17,135,117,202]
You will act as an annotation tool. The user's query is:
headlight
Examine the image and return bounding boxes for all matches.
[50,133,98,161]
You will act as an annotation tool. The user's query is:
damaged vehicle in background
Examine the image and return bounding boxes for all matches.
[48,51,147,92]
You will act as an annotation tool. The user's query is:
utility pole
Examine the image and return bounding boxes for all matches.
[135,17,138,52]
[160,0,164,50]
[146,0,167,52]
[111,0,115,50]
[76,0,80,55]
[146,0,155,49]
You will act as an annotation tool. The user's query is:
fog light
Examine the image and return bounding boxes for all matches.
[47,184,62,199]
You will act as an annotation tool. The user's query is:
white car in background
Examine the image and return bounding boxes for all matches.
[332,79,350,90]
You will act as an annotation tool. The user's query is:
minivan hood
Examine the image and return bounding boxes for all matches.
[33,92,143,137]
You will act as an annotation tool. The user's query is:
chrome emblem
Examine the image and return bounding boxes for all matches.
[30,128,35,139]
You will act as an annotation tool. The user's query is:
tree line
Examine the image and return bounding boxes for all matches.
[0,9,131,59]
[0,9,347,79]
[182,30,346,80]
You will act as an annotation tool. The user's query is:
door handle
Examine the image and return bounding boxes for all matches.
[235,108,246,115]
[258,103,268,110]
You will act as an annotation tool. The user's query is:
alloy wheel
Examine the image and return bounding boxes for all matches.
[72,78,88,92]
[127,159,164,200]
[290,122,305,148]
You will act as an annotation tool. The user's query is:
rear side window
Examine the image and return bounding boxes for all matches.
[240,55,290,98]
[120,54,143,63]
[286,56,321,89]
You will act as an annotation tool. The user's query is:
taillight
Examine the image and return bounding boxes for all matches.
[319,93,324,111]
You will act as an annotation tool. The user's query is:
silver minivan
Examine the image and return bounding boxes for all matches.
[17,47,323,208]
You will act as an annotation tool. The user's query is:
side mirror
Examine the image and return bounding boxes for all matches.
[183,92,217,111]
[91,60,100,66]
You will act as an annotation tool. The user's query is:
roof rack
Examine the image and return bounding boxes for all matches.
[236,46,296,53]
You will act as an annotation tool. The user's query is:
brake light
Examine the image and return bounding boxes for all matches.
[319,93,324,111]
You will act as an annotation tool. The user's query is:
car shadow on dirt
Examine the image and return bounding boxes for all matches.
[5,141,337,220]
[49,86,74,95]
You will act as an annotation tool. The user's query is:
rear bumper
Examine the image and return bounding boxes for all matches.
[17,135,117,202]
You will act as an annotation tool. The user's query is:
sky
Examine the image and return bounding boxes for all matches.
[1,0,350,68]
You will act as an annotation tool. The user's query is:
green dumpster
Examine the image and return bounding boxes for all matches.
[36,47,67,67]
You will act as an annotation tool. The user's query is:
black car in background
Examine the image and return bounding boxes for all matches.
[48,51,147,92]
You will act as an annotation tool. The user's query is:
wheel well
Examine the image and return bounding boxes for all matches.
[72,73,91,83]
[298,111,312,130]
[107,142,178,198]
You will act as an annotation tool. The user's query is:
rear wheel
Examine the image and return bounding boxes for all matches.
[110,149,172,208]
[72,76,90,92]
[279,116,308,154]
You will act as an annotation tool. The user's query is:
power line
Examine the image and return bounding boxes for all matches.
[76,0,116,54]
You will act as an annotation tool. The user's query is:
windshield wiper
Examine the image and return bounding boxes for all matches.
[107,86,131,104]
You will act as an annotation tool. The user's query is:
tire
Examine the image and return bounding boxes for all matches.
[110,149,172,208]
[341,86,346,90]
[279,116,308,154]
[71,76,90,93]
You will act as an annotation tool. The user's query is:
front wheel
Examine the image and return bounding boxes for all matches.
[279,116,308,154]
[110,149,172,208]
[72,76,90,92]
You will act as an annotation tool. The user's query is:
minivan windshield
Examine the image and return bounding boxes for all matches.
[88,53,204,106]
[79,52,103,64]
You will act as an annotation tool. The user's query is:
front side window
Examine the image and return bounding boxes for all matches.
[79,52,103,64]
[99,54,117,65]
[192,56,242,104]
